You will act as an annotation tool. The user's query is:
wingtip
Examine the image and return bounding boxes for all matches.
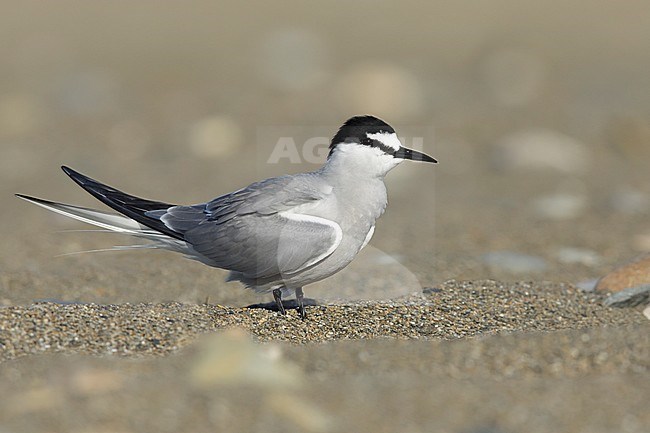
[61,165,87,186]
[15,193,46,205]
[15,193,39,202]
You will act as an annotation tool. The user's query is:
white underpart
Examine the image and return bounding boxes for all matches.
[366,132,402,152]
[278,212,343,273]
[360,224,375,250]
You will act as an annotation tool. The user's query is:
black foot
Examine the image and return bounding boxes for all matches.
[272,288,286,315]
[295,287,307,320]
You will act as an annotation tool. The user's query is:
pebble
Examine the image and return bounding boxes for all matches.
[481,251,548,274]
[576,279,599,292]
[556,247,600,266]
[493,128,590,174]
[604,285,650,308]
[644,306,650,320]
[532,193,587,220]
[595,254,650,293]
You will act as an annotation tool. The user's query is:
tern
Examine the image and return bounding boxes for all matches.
[16,115,437,318]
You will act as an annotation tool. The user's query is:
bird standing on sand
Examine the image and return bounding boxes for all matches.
[17,115,437,318]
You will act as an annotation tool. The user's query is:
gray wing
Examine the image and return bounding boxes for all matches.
[149,173,341,279]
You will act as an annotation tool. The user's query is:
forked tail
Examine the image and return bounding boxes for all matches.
[15,194,167,239]
[60,166,184,240]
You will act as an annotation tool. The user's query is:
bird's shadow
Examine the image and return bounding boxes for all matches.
[245,298,319,312]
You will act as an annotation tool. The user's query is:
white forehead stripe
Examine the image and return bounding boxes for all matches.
[366,132,402,152]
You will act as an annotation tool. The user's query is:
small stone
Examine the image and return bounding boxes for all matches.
[532,193,587,220]
[556,247,600,266]
[481,251,548,274]
[644,305,650,320]
[603,285,650,308]
[576,279,599,292]
[595,254,650,293]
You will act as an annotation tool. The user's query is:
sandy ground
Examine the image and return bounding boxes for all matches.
[2,2,650,432]
[0,283,648,432]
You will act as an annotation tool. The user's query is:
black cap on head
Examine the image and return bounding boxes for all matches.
[329,115,395,157]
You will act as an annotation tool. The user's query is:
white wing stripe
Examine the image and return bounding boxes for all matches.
[360,225,375,250]
[278,212,342,273]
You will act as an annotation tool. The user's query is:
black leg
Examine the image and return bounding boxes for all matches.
[295,287,307,320]
[272,288,286,315]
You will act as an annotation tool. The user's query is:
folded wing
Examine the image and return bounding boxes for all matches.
[160,174,342,278]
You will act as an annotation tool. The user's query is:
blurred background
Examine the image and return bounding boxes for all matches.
[1,0,650,305]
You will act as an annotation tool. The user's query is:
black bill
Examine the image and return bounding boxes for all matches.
[394,147,438,163]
